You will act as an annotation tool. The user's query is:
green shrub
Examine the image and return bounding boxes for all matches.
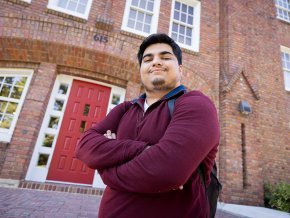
[264,182,290,213]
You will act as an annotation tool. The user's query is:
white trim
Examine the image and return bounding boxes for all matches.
[47,0,93,20]
[21,0,31,3]
[121,0,161,37]
[280,46,290,91]
[26,74,126,188]
[275,0,290,23]
[168,0,201,52]
[281,45,290,54]
[0,68,33,142]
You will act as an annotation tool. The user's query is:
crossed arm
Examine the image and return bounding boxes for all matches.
[76,95,219,194]
[75,102,148,170]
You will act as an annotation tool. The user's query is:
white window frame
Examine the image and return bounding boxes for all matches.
[21,0,31,3]
[0,69,33,142]
[47,0,93,20]
[275,0,290,23]
[121,0,161,37]
[281,46,290,91]
[169,0,201,52]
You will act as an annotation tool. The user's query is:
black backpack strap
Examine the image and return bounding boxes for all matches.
[167,98,176,118]
[198,164,206,190]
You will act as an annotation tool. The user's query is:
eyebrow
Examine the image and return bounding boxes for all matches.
[142,51,174,60]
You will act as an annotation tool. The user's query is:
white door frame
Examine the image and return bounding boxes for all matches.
[26,74,126,188]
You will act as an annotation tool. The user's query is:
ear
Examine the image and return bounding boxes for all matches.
[179,65,183,78]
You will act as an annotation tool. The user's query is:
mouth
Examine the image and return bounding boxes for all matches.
[149,68,166,74]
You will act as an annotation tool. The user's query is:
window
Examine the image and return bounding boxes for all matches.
[169,0,201,51]
[281,46,290,91]
[0,69,33,142]
[122,0,161,37]
[47,0,93,20]
[275,0,290,23]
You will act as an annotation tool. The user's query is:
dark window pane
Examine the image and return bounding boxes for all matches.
[77,4,86,13]
[137,11,145,22]
[80,120,86,133]
[11,86,23,99]
[58,0,69,8]
[53,99,64,111]
[37,154,49,167]
[68,1,77,11]
[42,134,54,148]
[186,37,191,46]
[1,115,13,129]
[181,3,187,13]
[132,0,139,7]
[0,84,11,97]
[79,0,88,4]
[145,14,152,24]
[188,6,194,15]
[172,33,178,41]
[0,101,7,113]
[147,1,153,11]
[174,10,179,20]
[140,0,146,9]
[48,116,59,129]
[172,23,178,32]
[14,77,27,87]
[180,25,185,34]
[58,84,68,94]
[136,22,143,31]
[188,15,193,25]
[181,13,186,22]
[129,9,137,19]
[83,104,90,116]
[5,77,14,84]
[128,19,135,28]
[6,102,18,114]
[175,1,180,10]
[111,94,120,105]
[144,24,150,33]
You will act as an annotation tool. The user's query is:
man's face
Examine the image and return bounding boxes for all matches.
[140,43,182,93]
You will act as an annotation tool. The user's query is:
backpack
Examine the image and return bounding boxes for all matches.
[168,97,222,218]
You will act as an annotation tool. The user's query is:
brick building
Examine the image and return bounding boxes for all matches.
[0,0,289,206]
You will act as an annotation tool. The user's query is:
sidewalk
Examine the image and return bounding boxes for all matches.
[0,187,289,218]
[218,203,290,218]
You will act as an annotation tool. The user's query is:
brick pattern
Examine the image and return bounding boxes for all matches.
[18,181,104,196]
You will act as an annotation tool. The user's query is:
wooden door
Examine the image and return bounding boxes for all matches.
[47,79,111,184]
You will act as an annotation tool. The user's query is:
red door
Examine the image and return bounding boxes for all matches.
[47,79,111,184]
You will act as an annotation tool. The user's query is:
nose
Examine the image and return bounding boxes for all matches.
[152,57,162,67]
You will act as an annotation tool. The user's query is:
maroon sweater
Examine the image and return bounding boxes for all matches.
[76,86,219,218]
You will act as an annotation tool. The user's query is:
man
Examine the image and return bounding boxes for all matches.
[76,33,219,218]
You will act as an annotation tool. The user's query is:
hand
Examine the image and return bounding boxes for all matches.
[104,130,116,139]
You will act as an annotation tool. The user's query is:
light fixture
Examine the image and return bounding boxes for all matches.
[239,100,252,115]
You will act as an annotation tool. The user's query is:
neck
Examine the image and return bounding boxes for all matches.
[145,90,169,106]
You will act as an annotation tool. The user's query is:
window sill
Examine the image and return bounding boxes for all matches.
[46,8,87,23]
[120,30,146,40]
[277,17,290,25]
[5,0,30,7]
[181,47,199,56]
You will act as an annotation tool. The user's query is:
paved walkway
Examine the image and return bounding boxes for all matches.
[0,187,287,218]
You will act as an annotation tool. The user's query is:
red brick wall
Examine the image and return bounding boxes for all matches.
[219,0,290,205]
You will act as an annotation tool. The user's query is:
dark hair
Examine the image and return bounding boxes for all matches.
[137,33,182,66]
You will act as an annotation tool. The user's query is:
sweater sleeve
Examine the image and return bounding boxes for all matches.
[75,102,148,170]
[100,94,220,193]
